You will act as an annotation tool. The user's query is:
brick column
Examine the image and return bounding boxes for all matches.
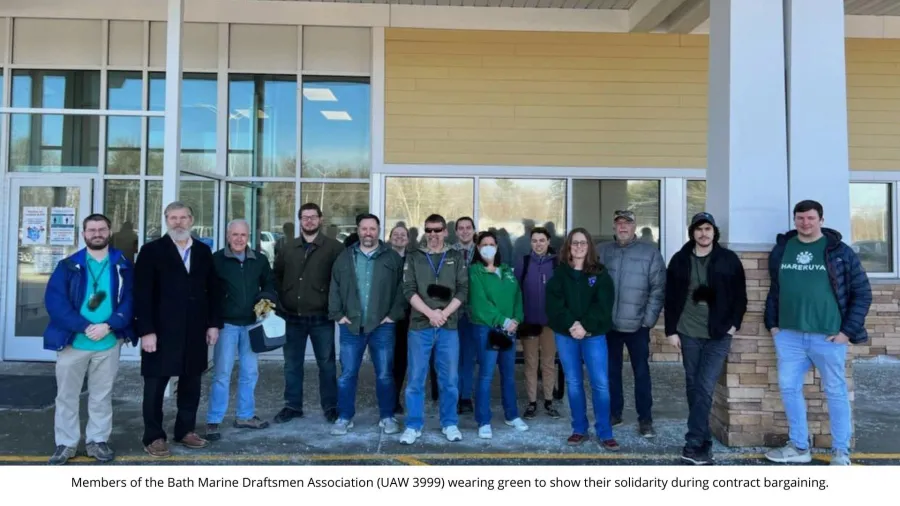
[709,251,855,448]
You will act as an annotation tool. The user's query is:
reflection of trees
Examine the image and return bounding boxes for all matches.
[479,179,566,234]
[686,180,706,224]
[300,184,369,228]
[385,178,474,229]
[301,159,369,179]
[851,210,888,242]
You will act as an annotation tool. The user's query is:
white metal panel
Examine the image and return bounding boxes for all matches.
[108,20,145,67]
[12,19,103,66]
[303,26,371,75]
[150,21,219,70]
[229,24,299,73]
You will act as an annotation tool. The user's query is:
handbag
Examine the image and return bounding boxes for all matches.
[488,327,514,351]
[248,312,287,353]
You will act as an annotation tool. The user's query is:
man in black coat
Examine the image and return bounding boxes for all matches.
[134,201,222,458]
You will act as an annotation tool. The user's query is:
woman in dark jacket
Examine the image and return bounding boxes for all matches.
[545,227,618,451]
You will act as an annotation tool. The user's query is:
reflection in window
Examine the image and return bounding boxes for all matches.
[147,73,218,175]
[478,178,567,260]
[180,178,218,250]
[106,116,141,175]
[145,181,163,244]
[11,69,101,109]
[571,179,660,247]
[385,177,474,250]
[227,182,296,265]
[105,180,140,263]
[300,183,369,244]
[686,180,706,227]
[9,114,99,172]
[228,75,297,178]
[107,71,143,110]
[301,78,370,178]
[850,183,892,273]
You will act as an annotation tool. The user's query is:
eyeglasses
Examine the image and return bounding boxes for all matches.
[425,227,444,234]
[571,241,589,247]
[300,215,319,222]
[87,291,107,311]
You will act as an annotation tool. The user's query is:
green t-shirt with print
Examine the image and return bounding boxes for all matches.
[777,236,842,336]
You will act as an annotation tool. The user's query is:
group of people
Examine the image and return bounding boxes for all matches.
[43,197,870,467]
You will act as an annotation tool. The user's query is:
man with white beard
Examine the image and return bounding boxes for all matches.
[134,201,223,458]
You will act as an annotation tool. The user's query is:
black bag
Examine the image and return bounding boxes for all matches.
[488,327,514,351]
[248,313,287,353]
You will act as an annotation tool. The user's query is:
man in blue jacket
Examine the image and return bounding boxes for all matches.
[43,213,136,465]
[764,200,872,466]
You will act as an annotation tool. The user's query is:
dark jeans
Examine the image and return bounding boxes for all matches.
[393,316,410,409]
[457,314,477,401]
[282,314,337,414]
[680,333,732,448]
[141,375,201,446]
[607,327,653,422]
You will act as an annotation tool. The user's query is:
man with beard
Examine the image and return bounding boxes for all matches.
[451,217,477,413]
[134,202,222,458]
[43,213,136,465]
[328,214,406,436]
[273,203,344,424]
[664,212,747,465]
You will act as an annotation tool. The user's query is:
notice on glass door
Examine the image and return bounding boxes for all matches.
[49,207,77,246]
[21,207,48,245]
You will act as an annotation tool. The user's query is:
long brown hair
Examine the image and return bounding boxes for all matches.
[560,227,603,275]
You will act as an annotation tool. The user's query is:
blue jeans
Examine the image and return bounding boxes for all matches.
[337,323,396,420]
[207,324,258,423]
[555,332,613,439]
[680,333,732,448]
[607,327,653,422]
[282,315,338,413]
[405,327,459,430]
[473,324,519,426]
[457,314,477,401]
[774,329,851,452]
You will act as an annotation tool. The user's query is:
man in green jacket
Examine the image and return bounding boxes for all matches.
[206,219,277,441]
[398,214,469,445]
[272,203,344,424]
[328,213,407,436]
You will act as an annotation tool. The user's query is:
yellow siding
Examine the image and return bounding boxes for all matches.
[385,28,708,168]
[847,38,900,170]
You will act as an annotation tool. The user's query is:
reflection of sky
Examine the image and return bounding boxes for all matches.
[851,183,889,212]
[228,77,297,160]
[149,74,217,150]
[302,81,370,168]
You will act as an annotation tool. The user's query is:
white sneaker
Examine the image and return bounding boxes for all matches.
[505,417,529,432]
[442,425,463,442]
[765,442,812,463]
[379,417,400,435]
[330,418,354,436]
[830,450,851,465]
[478,425,493,439]
[399,428,421,445]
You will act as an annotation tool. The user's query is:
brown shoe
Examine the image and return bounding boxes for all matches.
[144,438,171,458]
[234,416,270,430]
[177,432,209,449]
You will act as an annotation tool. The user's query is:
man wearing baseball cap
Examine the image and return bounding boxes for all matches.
[665,212,747,465]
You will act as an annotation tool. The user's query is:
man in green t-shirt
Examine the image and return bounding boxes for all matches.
[764,200,872,466]
[43,213,136,465]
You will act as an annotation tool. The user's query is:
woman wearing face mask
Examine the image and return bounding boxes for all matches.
[468,231,529,438]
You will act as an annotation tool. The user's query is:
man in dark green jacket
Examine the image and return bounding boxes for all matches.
[398,214,469,445]
[206,219,276,441]
[272,203,344,424]
[328,213,407,436]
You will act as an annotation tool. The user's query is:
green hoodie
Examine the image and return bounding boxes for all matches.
[468,263,524,329]
[545,262,615,337]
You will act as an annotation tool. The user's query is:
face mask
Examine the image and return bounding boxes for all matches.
[479,245,497,259]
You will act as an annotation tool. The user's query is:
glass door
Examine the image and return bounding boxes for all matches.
[4,177,94,361]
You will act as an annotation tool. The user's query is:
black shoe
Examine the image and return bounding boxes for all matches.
[681,445,714,465]
[274,407,303,424]
[639,420,656,438]
[205,423,222,441]
[611,415,623,427]
[523,402,537,419]
[544,401,561,419]
[457,399,474,414]
[324,408,339,423]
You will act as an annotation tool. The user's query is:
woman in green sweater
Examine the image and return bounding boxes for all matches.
[468,231,529,439]
[545,227,619,450]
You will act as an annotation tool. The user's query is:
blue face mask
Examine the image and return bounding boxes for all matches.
[479,245,497,260]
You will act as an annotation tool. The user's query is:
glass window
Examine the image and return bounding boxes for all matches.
[105,180,140,263]
[300,183,369,244]
[226,182,296,266]
[145,180,164,244]
[301,78,370,179]
[180,177,219,250]
[385,177,474,249]
[228,75,298,178]
[478,178,567,260]
[850,183,893,273]
[106,71,143,175]
[9,114,99,172]
[11,70,101,109]
[147,73,218,175]
[686,180,706,227]
[571,179,661,247]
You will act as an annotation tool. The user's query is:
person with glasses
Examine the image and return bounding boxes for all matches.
[399,214,469,445]
[43,213,136,465]
[451,217,477,414]
[545,228,619,450]
[388,224,412,414]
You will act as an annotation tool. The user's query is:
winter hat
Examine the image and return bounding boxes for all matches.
[688,212,720,243]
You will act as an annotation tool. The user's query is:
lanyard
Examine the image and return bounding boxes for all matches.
[87,260,108,293]
[426,251,448,280]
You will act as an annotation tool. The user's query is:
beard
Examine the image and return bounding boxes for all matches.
[87,237,109,250]
[361,235,377,248]
[168,227,191,242]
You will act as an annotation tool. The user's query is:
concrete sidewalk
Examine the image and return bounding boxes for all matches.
[0,359,898,466]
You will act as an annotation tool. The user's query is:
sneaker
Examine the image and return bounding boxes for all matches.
[85,442,115,463]
[639,420,656,438]
[523,402,538,419]
[206,423,221,441]
[48,445,77,465]
[399,428,422,445]
[458,399,474,414]
[600,438,621,452]
[765,442,812,463]
[442,425,463,442]
[380,417,401,435]
[234,416,270,430]
[177,432,209,449]
[830,450,851,466]
[544,401,561,419]
[273,407,303,424]
[681,445,713,465]
[478,425,493,439]
[330,418,354,436]
[505,417,529,432]
[611,415,623,427]
[324,408,339,423]
[144,438,171,458]
[567,433,588,446]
